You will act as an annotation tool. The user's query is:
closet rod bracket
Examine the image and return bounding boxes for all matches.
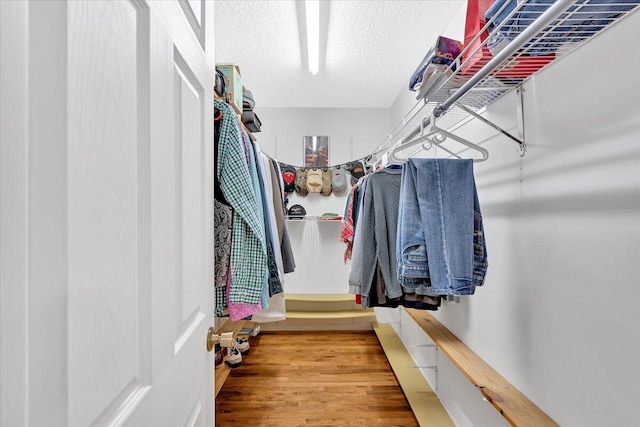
[454,102,525,148]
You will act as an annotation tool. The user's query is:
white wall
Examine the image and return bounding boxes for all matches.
[388,10,640,427]
[254,107,390,294]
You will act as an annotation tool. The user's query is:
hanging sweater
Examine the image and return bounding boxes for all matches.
[359,168,403,308]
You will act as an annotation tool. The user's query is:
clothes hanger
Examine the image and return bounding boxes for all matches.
[214,107,223,121]
[388,108,489,163]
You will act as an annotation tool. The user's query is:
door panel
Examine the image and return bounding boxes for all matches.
[0,1,215,426]
[174,50,206,332]
[0,1,29,425]
[67,2,146,425]
[177,0,205,48]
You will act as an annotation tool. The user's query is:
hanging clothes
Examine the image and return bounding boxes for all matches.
[339,187,355,263]
[272,159,296,274]
[214,106,233,315]
[215,99,266,319]
[348,175,369,299]
[397,158,488,297]
[358,167,403,309]
[214,99,296,321]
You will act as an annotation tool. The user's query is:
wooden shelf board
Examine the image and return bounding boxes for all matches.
[214,363,231,397]
[404,308,559,427]
[285,309,375,319]
[285,293,356,302]
[373,322,454,427]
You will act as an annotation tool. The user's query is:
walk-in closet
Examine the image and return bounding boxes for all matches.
[1,1,639,426]
[212,1,640,426]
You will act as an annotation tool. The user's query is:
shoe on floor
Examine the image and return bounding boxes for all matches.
[234,337,250,355]
[225,346,242,368]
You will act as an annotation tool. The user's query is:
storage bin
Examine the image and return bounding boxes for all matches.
[217,64,243,114]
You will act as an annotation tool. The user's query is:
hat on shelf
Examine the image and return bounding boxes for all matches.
[331,166,348,195]
[281,165,296,194]
[306,168,323,194]
[287,204,306,218]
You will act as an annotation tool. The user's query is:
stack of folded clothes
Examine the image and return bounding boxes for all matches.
[241,89,262,133]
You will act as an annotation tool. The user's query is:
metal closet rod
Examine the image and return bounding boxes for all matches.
[397,0,574,147]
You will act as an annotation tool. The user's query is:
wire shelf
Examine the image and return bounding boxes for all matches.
[374,0,640,158]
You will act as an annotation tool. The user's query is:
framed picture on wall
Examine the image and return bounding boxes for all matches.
[304,136,329,167]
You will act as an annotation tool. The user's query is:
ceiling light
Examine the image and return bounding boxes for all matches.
[305,0,320,75]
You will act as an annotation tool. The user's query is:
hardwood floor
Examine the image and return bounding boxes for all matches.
[215,331,419,426]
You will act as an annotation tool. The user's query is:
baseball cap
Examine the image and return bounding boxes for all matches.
[287,204,306,218]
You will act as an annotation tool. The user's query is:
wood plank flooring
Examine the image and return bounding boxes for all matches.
[215,331,419,426]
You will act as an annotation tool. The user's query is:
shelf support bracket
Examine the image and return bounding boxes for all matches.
[454,102,525,149]
[516,86,527,157]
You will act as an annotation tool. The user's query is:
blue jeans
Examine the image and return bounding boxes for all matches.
[397,159,487,296]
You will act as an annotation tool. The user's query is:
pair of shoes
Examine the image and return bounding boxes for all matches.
[224,338,250,369]
[249,325,261,337]
[234,337,250,355]
[225,346,242,368]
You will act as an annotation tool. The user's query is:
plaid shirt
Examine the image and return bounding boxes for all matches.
[215,100,267,305]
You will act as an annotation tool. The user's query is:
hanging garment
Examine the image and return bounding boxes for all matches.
[340,186,356,263]
[250,148,287,323]
[239,135,273,315]
[256,147,284,295]
[271,160,296,273]
[215,100,267,317]
[358,168,403,308]
[214,200,233,289]
[397,159,488,297]
[347,176,369,297]
[268,159,285,243]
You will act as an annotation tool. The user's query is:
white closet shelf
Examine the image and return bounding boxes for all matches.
[285,216,343,222]
[374,0,640,157]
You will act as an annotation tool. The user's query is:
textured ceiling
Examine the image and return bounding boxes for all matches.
[214,0,465,108]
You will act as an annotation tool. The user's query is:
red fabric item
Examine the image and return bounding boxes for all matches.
[340,185,357,263]
[460,0,555,78]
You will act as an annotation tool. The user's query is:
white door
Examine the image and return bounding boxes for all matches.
[0,1,216,426]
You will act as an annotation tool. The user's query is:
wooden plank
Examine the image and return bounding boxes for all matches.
[373,322,455,427]
[404,308,559,427]
[285,293,357,311]
[214,363,231,397]
[259,318,374,332]
[285,293,357,302]
[285,309,375,319]
[215,318,246,335]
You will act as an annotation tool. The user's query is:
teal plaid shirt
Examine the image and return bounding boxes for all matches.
[215,100,267,305]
